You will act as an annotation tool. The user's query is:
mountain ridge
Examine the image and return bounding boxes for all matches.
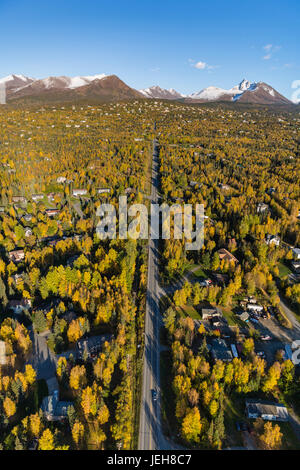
[0,74,293,105]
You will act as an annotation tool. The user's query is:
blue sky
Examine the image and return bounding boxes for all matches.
[0,0,299,99]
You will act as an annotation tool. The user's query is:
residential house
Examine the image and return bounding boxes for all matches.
[8,249,25,263]
[96,188,111,194]
[12,196,27,204]
[201,307,222,320]
[292,248,300,260]
[57,176,67,183]
[247,304,264,312]
[8,298,31,315]
[23,213,32,223]
[0,206,5,213]
[257,202,269,214]
[265,234,280,246]
[212,273,229,286]
[218,248,239,264]
[210,338,233,362]
[291,260,300,274]
[31,194,44,202]
[77,334,112,361]
[239,311,250,322]
[218,183,231,191]
[45,209,60,217]
[73,189,88,197]
[12,272,25,283]
[245,399,289,422]
[24,227,33,238]
[41,390,72,421]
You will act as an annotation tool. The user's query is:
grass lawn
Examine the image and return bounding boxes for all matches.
[223,394,246,448]
[160,351,178,439]
[220,306,246,328]
[279,422,300,450]
[32,379,48,411]
[192,267,207,278]
[175,304,201,320]
[278,261,292,279]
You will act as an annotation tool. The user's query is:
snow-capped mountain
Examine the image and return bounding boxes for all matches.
[0,73,292,105]
[187,79,290,104]
[139,86,185,100]
[3,73,143,103]
[189,79,257,101]
[0,74,35,91]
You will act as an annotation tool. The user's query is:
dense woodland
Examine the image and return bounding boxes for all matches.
[0,100,299,449]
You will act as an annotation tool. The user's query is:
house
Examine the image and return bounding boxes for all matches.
[12,272,25,283]
[0,206,5,213]
[247,304,264,312]
[245,399,289,422]
[96,188,111,194]
[45,209,60,217]
[218,183,231,191]
[12,196,27,204]
[47,193,60,202]
[8,298,31,315]
[41,390,72,421]
[77,334,112,361]
[291,261,300,274]
[210,338,233,362]
[31,194,44,202]
[24,227,33,237]
[218,248,239,264]
[239,311,250,322]
[0,340,7,365]
[292,248,300,260]
[57,176,67,183]
[265,234,280,246]
[73,189,88,197]
[8,249,25,263]
[62,311,77,323]
[201,307,222,320]
[212,273,229,286]
[23,213,32,222]
[257,202,269,214]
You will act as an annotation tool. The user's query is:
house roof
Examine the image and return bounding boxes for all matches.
[246,399,288,420]
[218,248,238,263]
[77,334,112,358]
[211,338,233,361]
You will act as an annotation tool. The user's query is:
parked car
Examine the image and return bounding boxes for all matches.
[261,335,271,341]
[257,351,266,358]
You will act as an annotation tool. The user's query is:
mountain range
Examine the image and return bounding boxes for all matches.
[0,74,293,105]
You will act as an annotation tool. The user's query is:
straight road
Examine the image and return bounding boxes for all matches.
[139,138,161,450]
[138,139,181,450]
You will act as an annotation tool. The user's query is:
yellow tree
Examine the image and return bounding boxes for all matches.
[39,429,55,450]
[3,397,16,418]
[181,407,202,442]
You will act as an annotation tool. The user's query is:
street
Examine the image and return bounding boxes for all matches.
[138,139,179,450]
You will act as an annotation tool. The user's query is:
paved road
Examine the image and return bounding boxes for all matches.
[138,139,181,450]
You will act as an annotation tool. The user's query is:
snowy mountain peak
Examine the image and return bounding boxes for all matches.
[238,79,253,91]
[139,85,184,99]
